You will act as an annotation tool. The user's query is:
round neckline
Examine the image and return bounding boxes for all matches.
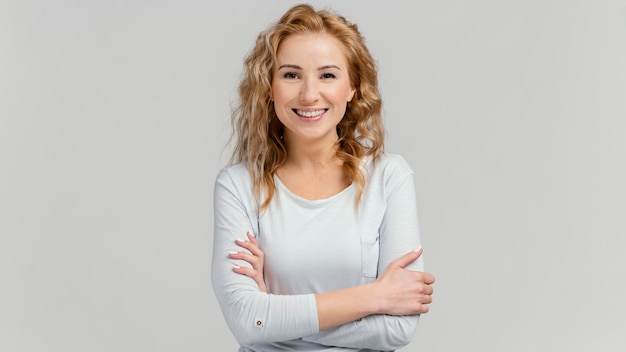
[273,174,355,204]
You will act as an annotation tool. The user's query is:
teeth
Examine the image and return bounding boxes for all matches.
[296,109,325,118]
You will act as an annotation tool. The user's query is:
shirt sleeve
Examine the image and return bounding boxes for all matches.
[302,156,424,350]
[211,167,319,346]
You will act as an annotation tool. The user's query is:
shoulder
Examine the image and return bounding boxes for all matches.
[365,152,415,181]
[214,162,253,193]
[216,162,249,182]
[359,153,416,206]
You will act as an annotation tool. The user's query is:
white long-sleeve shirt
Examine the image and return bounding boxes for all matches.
[211,153,424,351]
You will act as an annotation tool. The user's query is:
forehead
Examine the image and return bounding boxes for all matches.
[276,32,348,67]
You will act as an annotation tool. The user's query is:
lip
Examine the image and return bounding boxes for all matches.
[292,108,328,122]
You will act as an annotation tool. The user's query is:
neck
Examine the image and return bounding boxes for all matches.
[283,134,340,170]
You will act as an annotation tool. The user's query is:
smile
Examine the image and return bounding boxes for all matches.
[293,109,328,118]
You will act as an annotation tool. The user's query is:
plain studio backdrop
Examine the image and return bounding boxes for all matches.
[1,0,625,351]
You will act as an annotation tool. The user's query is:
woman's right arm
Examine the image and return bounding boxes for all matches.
[212,168,319,346]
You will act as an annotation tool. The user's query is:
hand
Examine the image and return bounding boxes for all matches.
[229,231,267,293]
[373,246,435,315]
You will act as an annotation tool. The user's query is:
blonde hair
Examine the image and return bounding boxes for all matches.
[230,4,384,211]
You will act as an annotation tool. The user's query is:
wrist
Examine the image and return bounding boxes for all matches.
[363,282,384,315]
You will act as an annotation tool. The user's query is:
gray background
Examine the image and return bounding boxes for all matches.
[2,0,625,351]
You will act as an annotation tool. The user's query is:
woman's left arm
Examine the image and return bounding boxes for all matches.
[301,164,432,350]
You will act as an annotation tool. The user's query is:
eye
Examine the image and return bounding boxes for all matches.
[321,73,336,79]
[283,72,299,79]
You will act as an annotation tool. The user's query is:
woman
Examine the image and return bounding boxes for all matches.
[212,4,435,351]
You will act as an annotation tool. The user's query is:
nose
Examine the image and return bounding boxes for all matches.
[299,78,319,104]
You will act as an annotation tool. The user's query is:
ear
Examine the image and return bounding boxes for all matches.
[347,85,356,102]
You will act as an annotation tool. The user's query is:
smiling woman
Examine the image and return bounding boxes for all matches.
[271,32,356,200]
[211,4,435,351]
[272,32,355,146]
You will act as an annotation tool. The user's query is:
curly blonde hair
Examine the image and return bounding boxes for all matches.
[230,4,384,211]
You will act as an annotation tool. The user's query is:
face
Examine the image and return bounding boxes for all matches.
[271,32,356,145]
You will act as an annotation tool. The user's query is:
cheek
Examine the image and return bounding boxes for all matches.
[271,82,292,105]
[328,84,354,103]
[271,84,290,122]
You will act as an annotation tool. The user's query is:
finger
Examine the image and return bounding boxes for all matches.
[393,246,422,268]
[420,272,435,285]
[421,294,433,304]
[229,251,260,267]
[415,281,433,295]
[235,238,255,251]
[235,236,257,250]
[233,265,259,277]
[238,234,264,258]
[236,240,263,259]
[247,233,263,257]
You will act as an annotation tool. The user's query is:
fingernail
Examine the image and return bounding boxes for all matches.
[233,265,240,269]
[236,238,246,243]
[228,251,238,255]
[247,231,255,238]
[413,245,423,253]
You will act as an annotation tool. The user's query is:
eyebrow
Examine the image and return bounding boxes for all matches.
[277,64,342,71]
